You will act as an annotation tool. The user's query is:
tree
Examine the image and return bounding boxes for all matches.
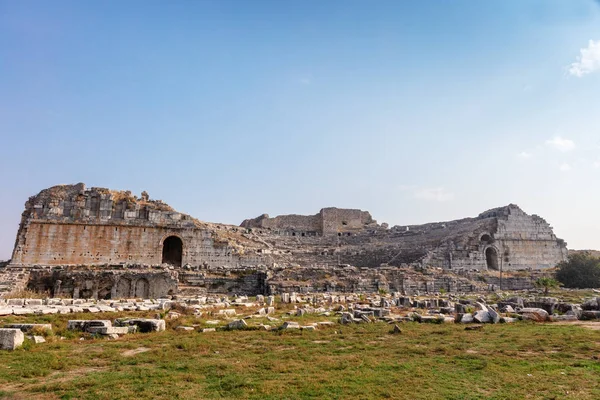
[534,277,562,295]
[555,252,600,289]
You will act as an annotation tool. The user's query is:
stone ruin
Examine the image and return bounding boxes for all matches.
[0,183,568,299]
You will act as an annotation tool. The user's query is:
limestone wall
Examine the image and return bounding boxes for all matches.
[11,222,266,268]
[241,213,321,233]
[320,207,375,235]
[240,207,375,236]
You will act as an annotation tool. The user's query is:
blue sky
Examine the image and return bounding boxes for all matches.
[1,0,600,259]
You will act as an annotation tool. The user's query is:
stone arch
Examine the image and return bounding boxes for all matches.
[134,278,149,298]
[161,235,183,267]
[485,247,499,270]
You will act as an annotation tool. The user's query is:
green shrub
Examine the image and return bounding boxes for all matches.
[556,252,600,288]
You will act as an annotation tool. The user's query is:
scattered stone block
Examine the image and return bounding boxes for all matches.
[473,310,491,323]
[487,308,500,324]
[518,308,549,322]
[280,321,300,330]
[116,319,165,332]
[31,335,46,344]
[12,308,34,315]
[227,319,248,330]
[4,323,52,333]
[460,313,474,324]
[581,310,600,320]
[87,326,130,335]
[67,320,112,331]
[0,328,24,350]
[176,326,195,331]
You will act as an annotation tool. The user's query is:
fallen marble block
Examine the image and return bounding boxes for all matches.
[67,320,112,331]
[0,328,24,350]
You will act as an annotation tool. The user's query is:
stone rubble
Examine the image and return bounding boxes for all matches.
[1,290,600,350]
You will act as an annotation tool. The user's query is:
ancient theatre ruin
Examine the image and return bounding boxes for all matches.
[1,184,568,298]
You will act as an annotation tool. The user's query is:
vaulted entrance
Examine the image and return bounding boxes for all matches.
[162,236,183,267]
[485,247,499,270]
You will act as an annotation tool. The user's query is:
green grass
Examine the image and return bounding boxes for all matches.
[1,312,600,400]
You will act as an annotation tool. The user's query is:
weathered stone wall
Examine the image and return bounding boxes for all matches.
[26,267,178,299]
[320,207,375,235]
[241,213,321,234]
[241,207,375,236]
[11,222,267,268]
[10,184,269,269]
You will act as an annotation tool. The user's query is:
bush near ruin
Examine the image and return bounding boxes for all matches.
[556,252,600,288]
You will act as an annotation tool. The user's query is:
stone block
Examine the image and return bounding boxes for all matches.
[518,308,549,322]
[67,320,112,331]
[227,319,248,330]
[460,313,474,324]
[176,326,195,331]
[280,321,300,330]
[0,329,24,350]
[12,308,34,315]
[115,319,165,332]
[487,308,500,324]
[87,326,130,335]
[4,324,52,333]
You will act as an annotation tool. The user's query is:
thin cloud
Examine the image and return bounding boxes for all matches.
[568,40,600,77]
[546,136,575,152]
[517,151,532,159]
[414,187,454,202]
[559,163,572,172]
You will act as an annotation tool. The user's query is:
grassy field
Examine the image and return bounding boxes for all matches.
[1,311,600,400]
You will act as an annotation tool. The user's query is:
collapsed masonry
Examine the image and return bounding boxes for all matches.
[1,184,568,298]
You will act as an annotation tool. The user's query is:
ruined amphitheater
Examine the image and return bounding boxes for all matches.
[0,184,568,299]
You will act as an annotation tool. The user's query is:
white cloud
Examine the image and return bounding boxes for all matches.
[414,187,454,202]
[517,151,532,159]
[559,163,572,172]
[299,77,311,85]
[594,161,600,169]
[568,40,600,77]
[546,136,575,152]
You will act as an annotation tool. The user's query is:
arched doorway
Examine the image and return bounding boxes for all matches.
[485,247,499,270]
[162,236,183,267]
